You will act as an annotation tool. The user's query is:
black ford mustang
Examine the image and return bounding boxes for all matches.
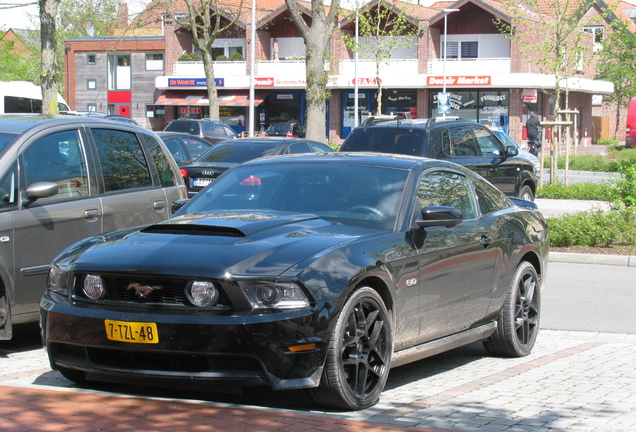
[40,153,549,410]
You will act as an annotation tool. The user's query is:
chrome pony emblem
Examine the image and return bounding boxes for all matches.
[127,282,161,299]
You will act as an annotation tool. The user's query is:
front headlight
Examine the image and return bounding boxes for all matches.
[47,266,70,295]
[240,281,310,310]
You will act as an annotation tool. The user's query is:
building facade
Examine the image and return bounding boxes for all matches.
[64,0,633,145]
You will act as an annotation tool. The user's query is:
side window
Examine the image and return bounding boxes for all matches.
[287,142,311,154]
[473,127,504,157]
[0,162,18,209]
[475,177,512,214]
[23,130,89,201]
[417,171,477,220]
[183,138,210,159]
[449,127,479,157]
[141,134,178,187]
[224,126,236,137]
[92,129,152,192]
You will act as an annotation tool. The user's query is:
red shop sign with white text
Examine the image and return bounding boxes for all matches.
[178,107,201,115]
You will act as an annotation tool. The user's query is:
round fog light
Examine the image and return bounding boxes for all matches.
[83,274,105,299]
[187,281,219,307]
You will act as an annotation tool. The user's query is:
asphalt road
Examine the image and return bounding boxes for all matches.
[542,261,636,334]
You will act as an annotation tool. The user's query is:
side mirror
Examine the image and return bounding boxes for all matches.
[416,205,463,228]
[171,198,190,215]
[506,145,519,157]
[23,182,59,206]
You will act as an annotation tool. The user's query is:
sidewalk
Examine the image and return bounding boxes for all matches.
[2,330,636,432]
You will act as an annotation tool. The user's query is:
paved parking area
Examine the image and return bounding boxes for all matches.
[2,329,635,432]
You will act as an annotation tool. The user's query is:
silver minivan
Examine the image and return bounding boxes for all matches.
[0,115,186,339]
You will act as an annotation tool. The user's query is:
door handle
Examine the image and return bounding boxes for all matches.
[154,200,166,210]
[84,209,100,219]
[480,236,493,248]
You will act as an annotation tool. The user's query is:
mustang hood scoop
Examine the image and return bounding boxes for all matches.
[141,212,321,237]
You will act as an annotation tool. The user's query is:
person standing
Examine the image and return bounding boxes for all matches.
[526,112,541,155]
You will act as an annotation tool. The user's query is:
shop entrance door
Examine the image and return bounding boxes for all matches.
[342,91,372,138]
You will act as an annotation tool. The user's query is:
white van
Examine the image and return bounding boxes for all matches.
[0,81,69,114]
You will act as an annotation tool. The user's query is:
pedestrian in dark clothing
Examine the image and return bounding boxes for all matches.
[526,112,541,156]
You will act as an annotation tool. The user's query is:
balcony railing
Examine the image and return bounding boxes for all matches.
[338,59,418,76]
[427,58,511,75]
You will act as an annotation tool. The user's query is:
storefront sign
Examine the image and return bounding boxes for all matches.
[351,78,379,86]
[178,107,201,115]
[427,76,491,86]
[168,78,224,87]
[522,89,538,103]
[255,77,275,87]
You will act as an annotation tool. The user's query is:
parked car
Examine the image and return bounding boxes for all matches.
[262,122,306,138]
[164,118,238,144]
[0,114,186,340]
[181,137,332,197]
[490,129,542,192]
[340,117,538,201]
[41,152,548,410]
[156,131,214,166]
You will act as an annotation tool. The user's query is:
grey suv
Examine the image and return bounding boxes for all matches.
[164,118,238,144]
[0,115,186,340]
[340,117,537,201]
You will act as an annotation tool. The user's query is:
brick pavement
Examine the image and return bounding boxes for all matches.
[2,330,636,432]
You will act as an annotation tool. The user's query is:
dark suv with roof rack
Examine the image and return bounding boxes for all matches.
[340,117,537,201]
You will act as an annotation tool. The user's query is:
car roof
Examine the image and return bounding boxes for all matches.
[355,116,478,130]
[0,114,137,134]
[238,151,465,171]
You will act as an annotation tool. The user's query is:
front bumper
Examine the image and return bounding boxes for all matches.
[40,293,328,391]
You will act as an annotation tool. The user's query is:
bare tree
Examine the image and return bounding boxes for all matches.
[285,0,341,141]
[177,0,244,120]
[342,0,417,115]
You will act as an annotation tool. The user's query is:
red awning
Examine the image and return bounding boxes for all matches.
[154,91,268,107]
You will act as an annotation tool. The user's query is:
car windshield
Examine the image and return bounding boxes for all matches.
[198,142,279,164]
[181,162,408,230]
[267,124,291,132]
[165,121,199,134]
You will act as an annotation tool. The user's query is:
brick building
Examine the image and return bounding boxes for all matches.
[63,0,635,144]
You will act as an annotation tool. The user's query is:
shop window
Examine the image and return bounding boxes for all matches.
[146,104,165,119]
[146,53,164,71]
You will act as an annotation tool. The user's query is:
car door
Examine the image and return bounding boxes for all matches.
[90,128,170,232]
[11,128,103,318]
[472,126,517,196]
[413,169,497,343]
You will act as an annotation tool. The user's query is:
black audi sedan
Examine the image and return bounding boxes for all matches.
[40,153,549,410]
[181,137,332,197]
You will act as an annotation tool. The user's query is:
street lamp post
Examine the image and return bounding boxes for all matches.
[441,8,459,117]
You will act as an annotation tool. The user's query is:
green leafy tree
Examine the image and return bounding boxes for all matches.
[595,19,636,139]
[0,38,40,83]
[285,0,342,141]
[342,0,417,115]
[176,0,244,120]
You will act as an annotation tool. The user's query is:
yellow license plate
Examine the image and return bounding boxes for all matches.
[104,320,159,344]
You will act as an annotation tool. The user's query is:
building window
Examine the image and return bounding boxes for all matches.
[442,41,478,59]
[108,54,131,90]
[146,104,165,118]
[461,42,478,59]
[198,38,245,60]
[87,79,97,90]
[87,103,97,112]
[87,54,96,65]
[583,26,604,51]
[146,53,164,71]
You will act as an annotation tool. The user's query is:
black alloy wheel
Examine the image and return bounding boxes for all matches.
[484,261,540,357]
[309,287,392,410]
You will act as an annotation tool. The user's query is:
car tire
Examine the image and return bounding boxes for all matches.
[308,287,392,410]
[484,261,540,357]
[58,367,87,384]
[518,185,534,201]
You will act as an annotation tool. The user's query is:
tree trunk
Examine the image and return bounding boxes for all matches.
[304,35,329,141]
[201,50,219,120]
[40,0,61,114]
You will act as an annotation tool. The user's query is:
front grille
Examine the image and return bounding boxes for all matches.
[72,273,231,310]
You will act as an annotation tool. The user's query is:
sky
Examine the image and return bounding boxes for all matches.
[0,0,151,31]
[2,0,636,31]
